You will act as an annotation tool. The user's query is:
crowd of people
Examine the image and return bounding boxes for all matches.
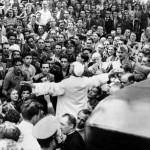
[0,0,150,149]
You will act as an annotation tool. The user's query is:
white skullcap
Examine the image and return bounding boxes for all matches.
[92,52,101,58]
[9,44,20,52]
[73,62,84,77]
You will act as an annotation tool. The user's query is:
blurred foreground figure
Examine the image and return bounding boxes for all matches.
[85,79,150,150]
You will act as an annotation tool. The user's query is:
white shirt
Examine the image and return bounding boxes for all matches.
[39,9,52,26]
[17,120,41,150]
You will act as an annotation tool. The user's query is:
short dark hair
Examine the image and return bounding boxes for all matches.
[81,52,89,62]
[12,57,23,66]
[20,85,32,96]
[78,109,91,116]
[83,48,92,54]
[5,109,20,124]
[60,54,68,61]
[22,51,32,58]
[62,113,76,128]
[21,99,42,121]
[26,35,34,43]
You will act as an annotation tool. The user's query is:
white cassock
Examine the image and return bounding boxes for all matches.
[33,74,109,120]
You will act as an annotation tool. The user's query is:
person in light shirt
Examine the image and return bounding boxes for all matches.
[39,1,52,26]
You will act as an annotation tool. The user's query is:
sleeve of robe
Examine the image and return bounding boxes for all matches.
[87,73,109,88]
[33,81,65,96]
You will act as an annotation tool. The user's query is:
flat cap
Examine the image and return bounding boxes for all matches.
[33,115,59,139]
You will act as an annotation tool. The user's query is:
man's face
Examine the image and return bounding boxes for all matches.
[14,61,22,73]
[58,35,64,43]
[97,26,103,34]
[104,41,110,48]
[9,36,16,45]
[66,46,74,55]
[117,49,126,60]
[130,33,136,42]
[50,31,56,38]
[83,50,91,59]
[45,42,51,52]
[68,6,73,13]
[117,28,122,35]
[60,116,72,135]
[61,58,68,69]
[88,87,98,99]
[38,39,45,50]
[24,31,30,39]
[41,64,50,75]
[47,60,54,69]
[125,30,131,36]
[55,45,62,55]
[3,44,10,55]
[93,33,99,42]
[23,56,32,66]
[141,57,150,67]
[13,51,20,58]
[28,38,35,48]
[86,40,93,48]
[137,52,143,63]
[74,36,79,44]
[38,26,44,34]
[121,74,131,87]
[77,20,82,28]
[77,112,89,129]
[42,2,48,9]
[80,11,85,18]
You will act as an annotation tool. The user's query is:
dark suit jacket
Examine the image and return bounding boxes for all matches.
[63,131,85,150]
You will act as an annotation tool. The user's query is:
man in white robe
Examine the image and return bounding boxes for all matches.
[32,62,110,120]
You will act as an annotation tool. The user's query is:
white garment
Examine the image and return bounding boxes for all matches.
[33,74,109,120]
[39,9,52,26]
[17,120,41,150]
[1,35,8,43]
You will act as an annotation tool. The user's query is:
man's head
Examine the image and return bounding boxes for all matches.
[21,99,43,125]
[2,43,10,56]
[41,62,50,76]
[93,33,99,43]
[66,45,75,55]
[83,48,92,60]
[12,50,21,59]
[22,52,32,67]
[12,57,23,74]
[26,36,35,48]
[7,32,17,45]
[141,54,150,67]
[121,73,135,87]
[130,32,136,42]
[117,46,128,61]
[77,109,91,129]
[57,34,65,43]
[55,43,62,56]
[42,0,48,10]
[37,38,45,50]
[60,55,69,69]
[59,113,76,135]
[86,38,93,48]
